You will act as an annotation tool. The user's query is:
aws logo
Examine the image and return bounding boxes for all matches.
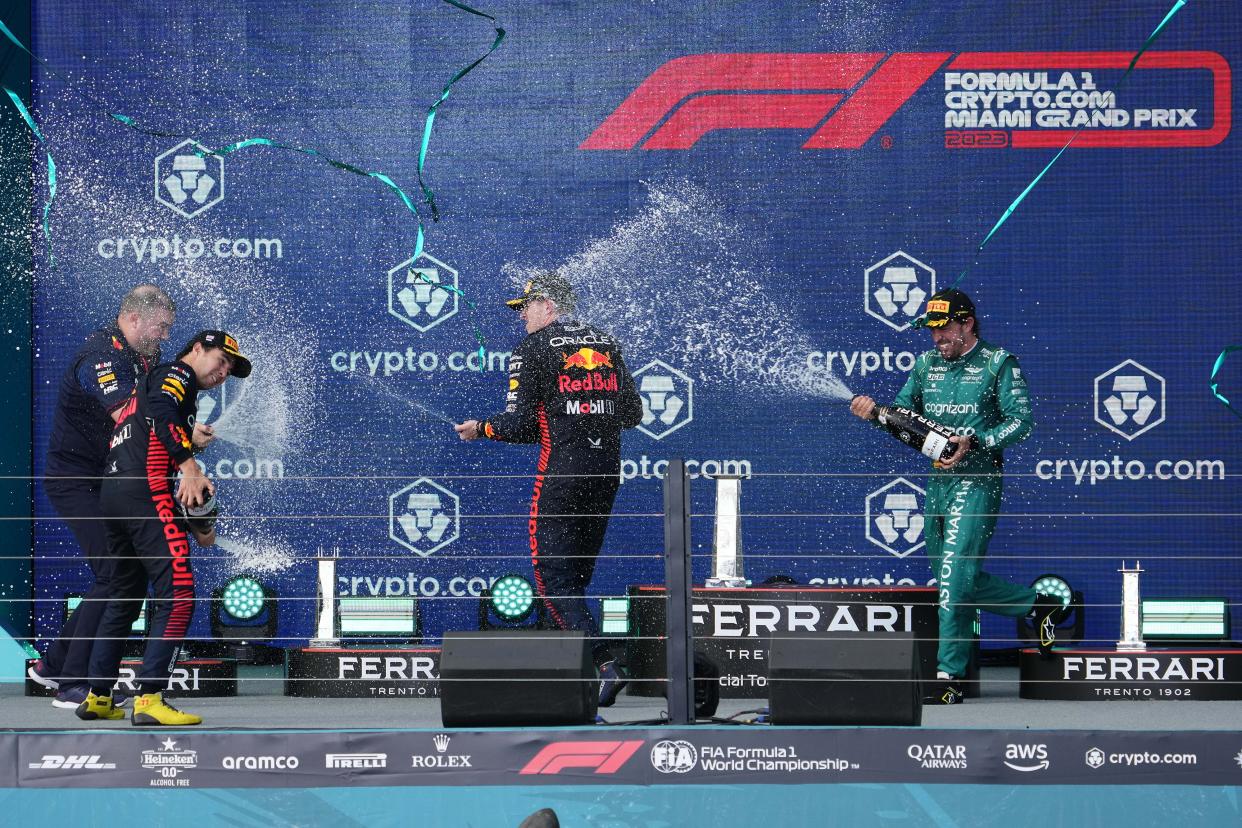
[1004,743,1049,772]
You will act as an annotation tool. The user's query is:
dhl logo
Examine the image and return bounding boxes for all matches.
[562,348,613,371]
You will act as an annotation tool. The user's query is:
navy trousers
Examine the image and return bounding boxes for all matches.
[43,478,117,687]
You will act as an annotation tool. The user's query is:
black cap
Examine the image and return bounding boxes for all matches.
[178,330,253,378]
[504,270,577,312]
[917,289,975,329]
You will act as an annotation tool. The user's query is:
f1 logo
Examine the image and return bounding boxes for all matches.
[519,741,644,775]
[581,53,948,150]
[583,51,1230,150]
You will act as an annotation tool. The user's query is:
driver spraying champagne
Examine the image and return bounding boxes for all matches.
[850,289,1065,705]
[79,331,252,726]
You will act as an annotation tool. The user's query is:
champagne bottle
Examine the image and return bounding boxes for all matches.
[866,400,960,462]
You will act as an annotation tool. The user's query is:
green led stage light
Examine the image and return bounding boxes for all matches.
[337,596,420,641]
[210,574,279,663]
[601,597,630,635]
[1017,574,1084,647]
[1142,598,1230,640]
[1032,574,1073,610]
[221,576,266,620]
[491,575,535,621]
[478,574,538,630]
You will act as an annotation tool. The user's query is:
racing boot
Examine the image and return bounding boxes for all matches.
[74,691,126,721]
[1031,594,1066,660]
[597,661,628,708]
[131,693,202,727]
[923,672,965,706]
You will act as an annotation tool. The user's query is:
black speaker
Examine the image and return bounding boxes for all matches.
[768,633,922,726]
[439,630,598,727]
[693,652,721,718]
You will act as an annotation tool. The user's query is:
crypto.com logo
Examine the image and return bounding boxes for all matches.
[389,478,460,556]
[581,52,1229,150]
[865,251,935,332]
[519,741,644,776]
[388,252,460,332]
[633,359,694,441]
[865,477,926,558]
[155,140,223,218]
[1094,360,1165,441]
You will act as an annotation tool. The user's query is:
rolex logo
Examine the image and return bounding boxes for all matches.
[433,734,451,754]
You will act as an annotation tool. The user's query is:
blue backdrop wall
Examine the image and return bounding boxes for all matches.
[21,0,1241,651]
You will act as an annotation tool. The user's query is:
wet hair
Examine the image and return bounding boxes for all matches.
[118,284,176,318]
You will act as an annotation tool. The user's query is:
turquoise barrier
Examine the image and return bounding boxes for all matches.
[1,783,1239,827]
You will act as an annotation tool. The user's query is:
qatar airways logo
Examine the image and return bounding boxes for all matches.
[582,52,1228,150]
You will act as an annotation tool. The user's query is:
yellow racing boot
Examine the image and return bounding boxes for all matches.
[75,691,126,721]
[131,693,202,727]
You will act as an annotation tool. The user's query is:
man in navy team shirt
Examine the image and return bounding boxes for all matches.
[29,285,215,709]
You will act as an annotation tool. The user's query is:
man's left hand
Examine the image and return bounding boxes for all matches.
[192,422,216,451]
[935,435,972,469]
[455,420,483,441]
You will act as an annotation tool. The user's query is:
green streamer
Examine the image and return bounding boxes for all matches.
[936,0,1189,297]
[4,87,57,267]
[416,0,506,221]
[1210,346,1242,420]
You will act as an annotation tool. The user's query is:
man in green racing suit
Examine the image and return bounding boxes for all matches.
[851,289,1063,704]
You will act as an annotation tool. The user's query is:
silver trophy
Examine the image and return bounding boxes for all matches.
[1116,560,1147,651]
[310,546,341,647]
[706,475,749,588]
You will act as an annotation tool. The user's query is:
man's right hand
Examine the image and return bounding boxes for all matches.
[850,395,877,421]
[191,422,216,452]
[177,460,214,508]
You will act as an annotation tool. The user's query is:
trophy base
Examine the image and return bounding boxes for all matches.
[285,646,441,698]
[704,578,750,588]
[1019,647,1242,700]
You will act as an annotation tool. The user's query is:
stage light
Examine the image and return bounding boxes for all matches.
[601,597,630,635]
[210,574,279,663]
[1031,574,1073,610]
[337,596,420,643]
[1017,573,1084,646]
[221,577,265,621]
[478,574,537,630]
[1142,598,1230,641]
[491,575,535,621]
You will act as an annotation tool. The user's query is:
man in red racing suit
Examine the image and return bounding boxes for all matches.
[79,330,252,726]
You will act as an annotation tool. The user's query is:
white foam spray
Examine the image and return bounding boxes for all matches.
[504,179,853,401]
